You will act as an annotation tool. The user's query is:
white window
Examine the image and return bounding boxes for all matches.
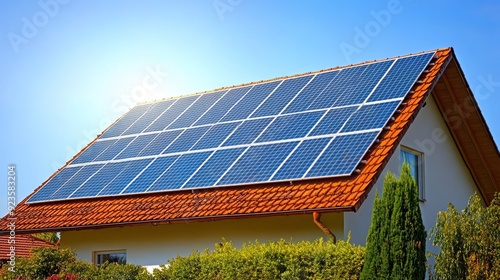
[400,147,425,201]
[94,250,127,265]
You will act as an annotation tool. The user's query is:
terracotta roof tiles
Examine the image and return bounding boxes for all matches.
[0,234,56,260]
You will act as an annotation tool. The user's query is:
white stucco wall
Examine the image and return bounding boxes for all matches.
[345,95,478,251]
[61,212,343,266]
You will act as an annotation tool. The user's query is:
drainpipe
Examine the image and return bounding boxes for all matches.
[312,212,336,243]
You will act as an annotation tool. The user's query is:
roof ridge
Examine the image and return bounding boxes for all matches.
[136,47,451,106]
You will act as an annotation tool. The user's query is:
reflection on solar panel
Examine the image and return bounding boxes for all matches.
[27,52,435,203]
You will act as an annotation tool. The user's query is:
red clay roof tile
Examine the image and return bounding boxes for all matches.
[0,234,56,259]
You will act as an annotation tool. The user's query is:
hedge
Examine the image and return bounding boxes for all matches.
[1,238,365,280]
[153,238,365,280]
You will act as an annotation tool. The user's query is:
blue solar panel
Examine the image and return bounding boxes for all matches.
[307,131,379,177]
[123,156,178,193]
[256,111,324,143]
[114,134,158,160]
[122,100,175,136]
[183,148,245,189]
[144,95,199,132]
[341,101,400,133]
[100,104,153,139]
[251,75,313,118]
[27,167,82,202]
[148,152,212,191]
[308,64,369,111]
[99,159,153,195]
[195,86,252,125]
[191,122,241,150]
[71,139,117,164]
[218,142,298,185]
[163,127,210,154]
[27,52,435,203]
[138,130,182,157]
[222,118,272,146]
[284,70,340,114]
[70,162,129,198]
[93,137,134,162]
[309,107,357,136]
[272,137,332,180]
[368,53,433,102]
[168,90,226,129]
[49,164,103,200]
[221,81,280,122]
[333,60,393,106]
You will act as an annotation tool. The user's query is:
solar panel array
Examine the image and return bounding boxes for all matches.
[27,52,435,203]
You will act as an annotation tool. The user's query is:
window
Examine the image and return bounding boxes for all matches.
[94,250,126,265]
[400,147,425,201]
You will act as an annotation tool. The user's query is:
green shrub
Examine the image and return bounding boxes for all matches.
[1,247,76,279]
[0,247,152,280]
[430,193,500,280]
[155,238,365,280]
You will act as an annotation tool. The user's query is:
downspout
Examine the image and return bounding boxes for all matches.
[313,212,336,243]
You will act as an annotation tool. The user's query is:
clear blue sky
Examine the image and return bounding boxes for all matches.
[1,0,499,216]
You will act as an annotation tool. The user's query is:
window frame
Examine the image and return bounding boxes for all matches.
[93,249,127,265]
[400,146,425,202]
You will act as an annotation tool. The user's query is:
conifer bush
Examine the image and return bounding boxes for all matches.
[360,163,427,280]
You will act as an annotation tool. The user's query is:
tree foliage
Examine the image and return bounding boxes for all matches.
[431,193,500,280]
[33,232,59,244]
[361,163,426,280]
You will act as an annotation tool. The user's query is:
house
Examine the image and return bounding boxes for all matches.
[1,47,499,270]
[0,234,56,264]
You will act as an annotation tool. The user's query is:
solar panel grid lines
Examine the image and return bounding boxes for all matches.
[121,100,175,136]
[99,103,153,139]
[69,161,127,198]
[335,60,394,106]
[98,159,152,196]
[70,139,117,164]
[368,52,434,102]
[27,166,82,202]
[217,141,298,185]
[251,75,312,118]
[308,64,369,111]
[26,51,436,203]
[187,90,229,128]
[144,95,199,133]
[122,155,179,194]
[305,131,380,177]
[196,86,253,126]
[283,70,340,114]
[148,151,212,192]
[181,148,245,189]
[93,137,135,162]
[114,133,158,160]
[49,164,104,200]
[221,81,281,122]
[168,90,227,129]
[271,137,332,181]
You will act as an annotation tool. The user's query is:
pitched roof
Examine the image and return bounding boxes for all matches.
[0,234,56,260]
[1,48,498,234]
